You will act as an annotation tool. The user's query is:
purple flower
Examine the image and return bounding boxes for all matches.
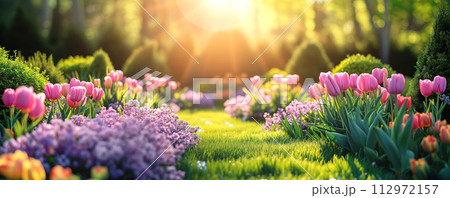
[264,100,321,130]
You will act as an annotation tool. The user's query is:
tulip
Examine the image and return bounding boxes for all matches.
[380,88,389,104]
[286,75,299,85]
[2,88,15,107]
[389,121,394,129]
[29,93,45,120]
[14,86,35,113]
[440,125,450,144]
[357,73,378,92]
[349,74,358,89]
[44,83,62,102]
[118,82,123,88]
[104,76,112,89]
[91,166,109,180]
[419,79,433,98]
[50,165,73,180]
[69,86,86,102]
[109,71,118,83]
[434,120,447,134]
[273,74,283,84]
[372,68,387,84]
[168,81,178,90]
[333,72,349,92]
[67,95,86,108]
[249,75,260,85]
[421,135,438,153]
[61,83,70,97]
[322,73,341,97]
[22,158,46,180]
[116,70,124,82]
[309,83,325,100]
[69,78,82,87]
[410,158,428,176]
[84,82,94,97]
[136,85,143,94]
[418,113,432,129]
[388,74,405,94]
[93,79,101,88]
[403,114,419,131]
[432,75,446,94]
[397,95,411,110]
[319,72,332,86]
[92,88,104,102]
[0,150,45,180]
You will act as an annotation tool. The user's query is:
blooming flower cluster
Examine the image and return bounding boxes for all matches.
[264,100,321,130]
[1,101,200,180]
[0,150,46,180]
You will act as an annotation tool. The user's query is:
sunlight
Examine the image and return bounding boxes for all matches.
[177,0,254,31]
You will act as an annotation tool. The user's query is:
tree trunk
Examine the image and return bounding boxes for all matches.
[363,0,390,64]
[41,0,49,31]
[71,0,85,31]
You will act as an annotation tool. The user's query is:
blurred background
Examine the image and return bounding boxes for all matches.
[0,0,442,85]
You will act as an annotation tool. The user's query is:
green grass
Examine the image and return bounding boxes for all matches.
[177,110,396,180]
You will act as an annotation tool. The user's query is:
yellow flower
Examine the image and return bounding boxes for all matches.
[91,166,109,180]
[0,150,46,180]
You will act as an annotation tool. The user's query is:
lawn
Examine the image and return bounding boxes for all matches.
[177,110,396,180]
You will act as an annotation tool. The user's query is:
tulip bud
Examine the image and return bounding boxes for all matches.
[44,83,62,102]
[168,81,178,90]
[2,88,15,107]
[357,73,378,92]
[432,75,446,94]
[22,158,46,180]
[14,86,36,113]
[116,70,124,82]
[104,76,112,89]
[349,74,358,89]
[93,79,101,88]
[421,135,438,153]
[250,76,261,85]
[50,165,73,180]
[67,95,86,108]
[333,72,349,92]
[434,120,447,134]
[29,93,46,120]
[403,114,419,131]
[61,83,70,97]
[380,88,389,104]
[397,95,411,110]
[69,86,86,102]
[372,68,384,84]
[286,75,299,85]
[91,166,109,180]
[440,125,450,144]
[388,74,405,95]
[109,71,118,83]
[309,83,325,100]
[92,88,104,102]
[84,82,94,97]
[70,78,82,87]
[322,73,341,97]
[389,121,394,128]
[0,150,45,180]
[410,158,428,177]
[419,79,433,98]
[418,113,432,129]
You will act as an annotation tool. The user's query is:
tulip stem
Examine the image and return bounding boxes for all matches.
[9,107,14,130]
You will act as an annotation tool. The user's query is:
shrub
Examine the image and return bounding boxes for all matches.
[88,49,115,78]
[0,47,49,112]
[27,51,66,83]
[97,23,133,68]
[122,41,168,77]
[408,5,450,116]
[332,54,395,75]
[57,55,93,80]
[285,41,333,82]
[262,68,288,80]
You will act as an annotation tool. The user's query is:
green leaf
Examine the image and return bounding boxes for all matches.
[375,127,401,169]
[327,132,351,151]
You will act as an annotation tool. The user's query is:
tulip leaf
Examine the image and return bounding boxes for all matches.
[327,132,351,151]
[375,127,401,169]
[364,147,381,163]
[392,100,407,143]
[398,112,413,153]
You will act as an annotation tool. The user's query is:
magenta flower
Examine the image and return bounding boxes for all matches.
[357,73,378,92]
[67,95,86,108]
[116,70,124,82]
[2,88,15,107]
[322,73,340,97]
[309,83,325,100]
[349,74,358,89]
[70,78,82,88]
[388,74,405,94]
[29,93,46,120]
[69,86,86,102]
[319,72,331,87]
[432,75,446,94]
[92,88,104,102]
[84,82,94,97]
[420,79,433,98]
[14,86,36,113]
[61,83,69,98]
[109,71,118,83]
[372,68,388,84]
[397,95,411,110]
[380,87,389,104]
[286,75,299,84]
[273,74,283,84]
[44,83,62,102]
[333,72,349,92]
[168,81,178,90]
[250,75,261,85]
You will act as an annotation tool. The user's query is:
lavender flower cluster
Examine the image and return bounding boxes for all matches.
[1,101,200,180]
[264,100,321,130]
[224,95,253,117]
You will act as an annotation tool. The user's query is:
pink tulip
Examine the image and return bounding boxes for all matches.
[273,74,283,84]
[250,76,261,85]
[67,95,86,108]
[69,86,86,102]
[349,74,358,89]
[118,82,124,88]
[372,68,388,84]
[309,83,325,100]
[44,83,62,102]
[84,82,94,97]
[2,88,15,107]
[94,79,101,88]
[92,88,104,102]
[322,73,341,97]
[168,81,178,90]
[116,70,124,82]
[136,85,143,94]
[420,79,433,98]
[60,83,69,98]
[104,76,112,89]
[388,74,405,94]
[380,88,389,104]
[109,71,118,83]
[333,72,349,92]
[319,72,332,87]
[432,75,446,94]
[69,78,82,87]
[14,86,36,113]
[286,75,299,84]
[357,74,378,92]
[29,93,45,120]
[397,95,412,110]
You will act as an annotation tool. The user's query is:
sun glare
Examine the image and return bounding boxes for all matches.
[177,0,254,31]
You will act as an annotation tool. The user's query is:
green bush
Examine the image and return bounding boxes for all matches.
[285,41,333,81]
[408,5,450,116]
[332,54,395,75]
[0,47,49,112]
[122,41,168,77]
[57,55,93,80]
[262,68,288,79]
[97,23,133,68]
[28,51,66,83]
[88,49,115,78]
